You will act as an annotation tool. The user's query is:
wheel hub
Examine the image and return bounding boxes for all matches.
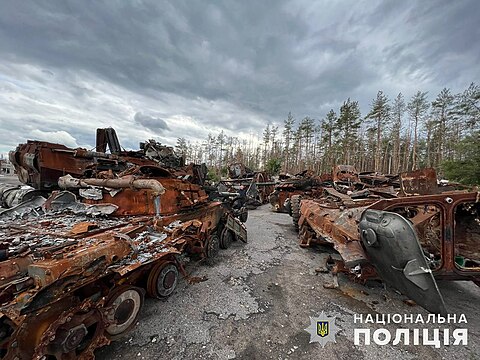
[114,299,135,325]
[163,270,176,289]
[60,324,88,353]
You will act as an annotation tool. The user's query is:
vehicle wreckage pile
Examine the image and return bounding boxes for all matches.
[1,128,479,358]
[286,166,480,314]
[216,162,274,209]
[0,129,247,359]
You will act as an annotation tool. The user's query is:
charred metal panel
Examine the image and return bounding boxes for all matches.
[400,168,438,195]
[332,165,359,183]
[299,200,369,266]
[96,128,121,154]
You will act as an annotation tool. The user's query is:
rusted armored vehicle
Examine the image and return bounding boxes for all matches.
[268,170,328,214]
[219,162,274,208]
[9,128,205,191]
[270,165,397,219]
[0,131,247,359]
[294,168,479,314]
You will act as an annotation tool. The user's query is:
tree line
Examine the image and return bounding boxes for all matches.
[176,83,480,184]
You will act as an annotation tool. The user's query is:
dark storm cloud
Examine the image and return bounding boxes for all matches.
[0,0,479,152]
[134,112,170,132]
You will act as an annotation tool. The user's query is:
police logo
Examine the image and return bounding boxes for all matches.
[305,311,340,347]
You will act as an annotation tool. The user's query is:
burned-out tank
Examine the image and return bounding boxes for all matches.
[268,170,328,214]
[0,130,247,359]
[293,168,480,314]
[9,128,202,191]
[269,165,399,215]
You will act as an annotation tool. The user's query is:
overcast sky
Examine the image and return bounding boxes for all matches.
[0,0,479,152]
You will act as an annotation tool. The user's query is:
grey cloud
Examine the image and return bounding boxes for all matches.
[0,0,478,153]
[134,112,170,132]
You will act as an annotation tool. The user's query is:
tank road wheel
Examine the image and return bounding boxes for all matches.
[105,286,144,339]
[33,300,108,360]
[147,262,179,299]
[220,228,234,249]
[291,195,303,232]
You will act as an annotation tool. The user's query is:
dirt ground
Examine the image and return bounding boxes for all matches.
[96,205,479,359]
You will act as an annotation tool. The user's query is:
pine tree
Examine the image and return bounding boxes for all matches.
[365,91,390,171]
[431,88,455,166]
[456,82,480,130]
[262,124,271,167]
[299,116,315,167]
[391,93,405,172]
[175,137,188,160]
[407,91,430,170]
[321,109,337,170]
[282,112,295,172]
[336,98,361,165]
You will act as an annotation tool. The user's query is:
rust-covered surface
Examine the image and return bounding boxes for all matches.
[58,175,209,216]
[298,201,369,266]
[295,167,480,313]
[0,130,248,359]
[268,171,327,213]
[399,168,438,195]
[332,164,360,183]
[269,165,396,213]
[220,164,274,208]
[9,128,202,191]
[0,193,246,359]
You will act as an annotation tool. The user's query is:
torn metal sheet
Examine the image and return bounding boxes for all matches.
[79,187,103,200]
[0,195,46,218]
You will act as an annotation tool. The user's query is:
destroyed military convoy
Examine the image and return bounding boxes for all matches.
[0,128,479,358]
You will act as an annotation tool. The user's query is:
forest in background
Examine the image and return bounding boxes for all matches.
[175,83,480,185]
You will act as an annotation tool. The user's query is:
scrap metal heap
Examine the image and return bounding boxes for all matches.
[0,129,247,359]
[268,170,330,214]
[9,128,205,191]
[269,165,398,220]
[218,162,274,209]
[294,167,480,314]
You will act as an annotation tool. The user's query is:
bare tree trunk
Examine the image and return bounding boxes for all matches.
[375,117,381,171]
[412,115,419,170]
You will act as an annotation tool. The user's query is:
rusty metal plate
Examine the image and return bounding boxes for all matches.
[400,168,438,195]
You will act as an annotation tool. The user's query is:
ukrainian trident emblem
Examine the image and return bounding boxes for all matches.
[317,321,329,337]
